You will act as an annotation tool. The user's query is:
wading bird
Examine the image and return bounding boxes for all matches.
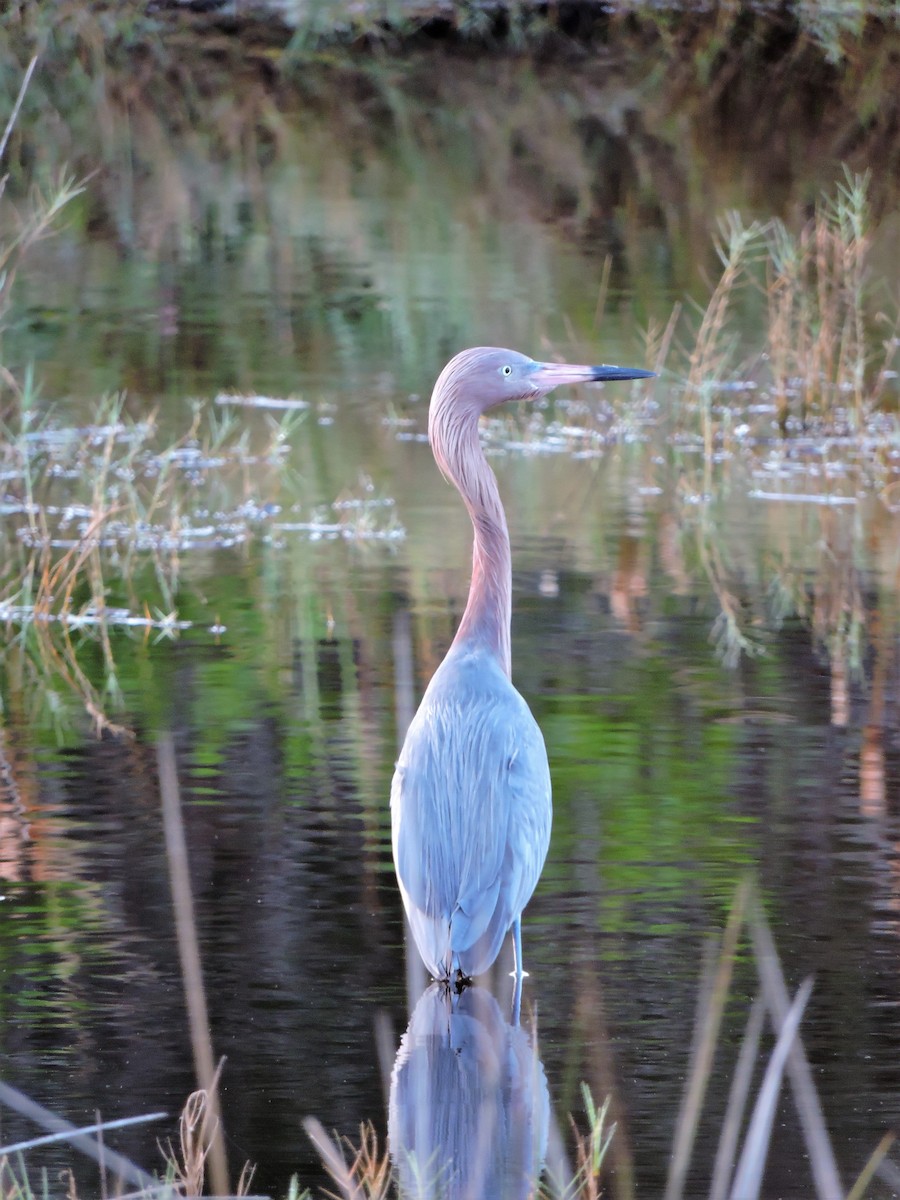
[391,347,654,986]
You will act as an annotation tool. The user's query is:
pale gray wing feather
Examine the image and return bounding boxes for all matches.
[391,648,551,974]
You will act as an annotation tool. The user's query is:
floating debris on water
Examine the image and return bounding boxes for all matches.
[215,393,310,410]
[708,380,758,392]
[0,500,40,516]
[0,602,194,634]
[748,491,858,505]
[381,414,418,428]
[20,421,154,448]
[270,520,405,542]
[332,496,395,511]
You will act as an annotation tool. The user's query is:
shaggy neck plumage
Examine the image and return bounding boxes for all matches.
[429,392,512,678]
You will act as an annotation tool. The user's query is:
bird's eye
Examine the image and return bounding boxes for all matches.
[501,365,513,377]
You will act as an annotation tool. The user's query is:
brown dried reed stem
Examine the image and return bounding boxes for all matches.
[303,1118,391,1200]
[766,170,877,428]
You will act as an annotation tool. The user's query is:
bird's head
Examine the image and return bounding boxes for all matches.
[430,346,655,422]
[427,346,655,491]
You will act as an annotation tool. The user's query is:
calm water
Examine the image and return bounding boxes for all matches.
[1,29,900,1200]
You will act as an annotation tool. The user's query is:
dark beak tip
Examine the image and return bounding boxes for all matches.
[591,366,657,382]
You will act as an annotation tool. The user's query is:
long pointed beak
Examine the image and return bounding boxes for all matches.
[532,361,656,389]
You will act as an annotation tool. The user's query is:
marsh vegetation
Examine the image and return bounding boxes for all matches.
[1,3,899,1197]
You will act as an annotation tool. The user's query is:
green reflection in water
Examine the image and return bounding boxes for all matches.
[0,20,899,1196]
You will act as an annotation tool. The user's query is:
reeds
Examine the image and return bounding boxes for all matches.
[5,917,898,1200]
[0,393,298,735]
[298,880,900,1199]
[302,1120,391,1200]
[157,1082,259,1199]
[664,168,899,667]
[765,168,894,431]
[679,169,898,443]
[0,1085,262,1199]
[0,1079,164,1197]
[561,1087,616,1200]
[0,383,403,735]
[661,877,900,1200]
[323,880,900,1200]
[0,58,85,413]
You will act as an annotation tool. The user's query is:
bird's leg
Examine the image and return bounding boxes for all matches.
[511,972,523,1026]
[509,920,527,1024]
[509,918,529,980]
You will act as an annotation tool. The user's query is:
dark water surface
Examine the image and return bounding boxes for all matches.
[2,28,900,1200]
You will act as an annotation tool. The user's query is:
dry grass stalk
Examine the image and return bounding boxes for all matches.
[0,56,38,164]
[161,1087,217,1197]
[765,169,885,429]
[846,1129,899,1200]
[235,1160,258,1197]
[708,995,766,1200]
[728,976,815,1200]
[681,214,763,495]
[159,1077,255,1199]
[643,301,681,377]
[303,1119,391,1200]
[746,895,843,1198]
[686,214,763,402]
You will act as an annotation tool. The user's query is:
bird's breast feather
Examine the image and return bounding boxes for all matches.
[391,664,551,921]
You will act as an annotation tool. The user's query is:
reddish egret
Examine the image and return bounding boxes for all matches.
[391,347,654,985]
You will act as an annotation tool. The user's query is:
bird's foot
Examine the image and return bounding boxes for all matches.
[452,967,472,995]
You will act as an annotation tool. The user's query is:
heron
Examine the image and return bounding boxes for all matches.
[391,346,655,987]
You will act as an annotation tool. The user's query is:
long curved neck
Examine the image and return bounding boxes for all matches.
[429,403,512,678]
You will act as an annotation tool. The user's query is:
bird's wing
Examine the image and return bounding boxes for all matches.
[391,651,551,956]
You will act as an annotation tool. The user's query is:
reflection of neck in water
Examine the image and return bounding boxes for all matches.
[389,983,549,1199]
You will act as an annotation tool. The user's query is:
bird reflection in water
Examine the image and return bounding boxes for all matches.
[389,983,549,1200]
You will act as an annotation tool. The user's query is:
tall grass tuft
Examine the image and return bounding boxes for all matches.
[765,168,894,431]
[0,58,85,416]
[562,1086,616,1200]
[302,1118,392,1200]
[680,169,897,442]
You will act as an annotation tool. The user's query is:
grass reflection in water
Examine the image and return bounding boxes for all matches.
[0,21,899,1199]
